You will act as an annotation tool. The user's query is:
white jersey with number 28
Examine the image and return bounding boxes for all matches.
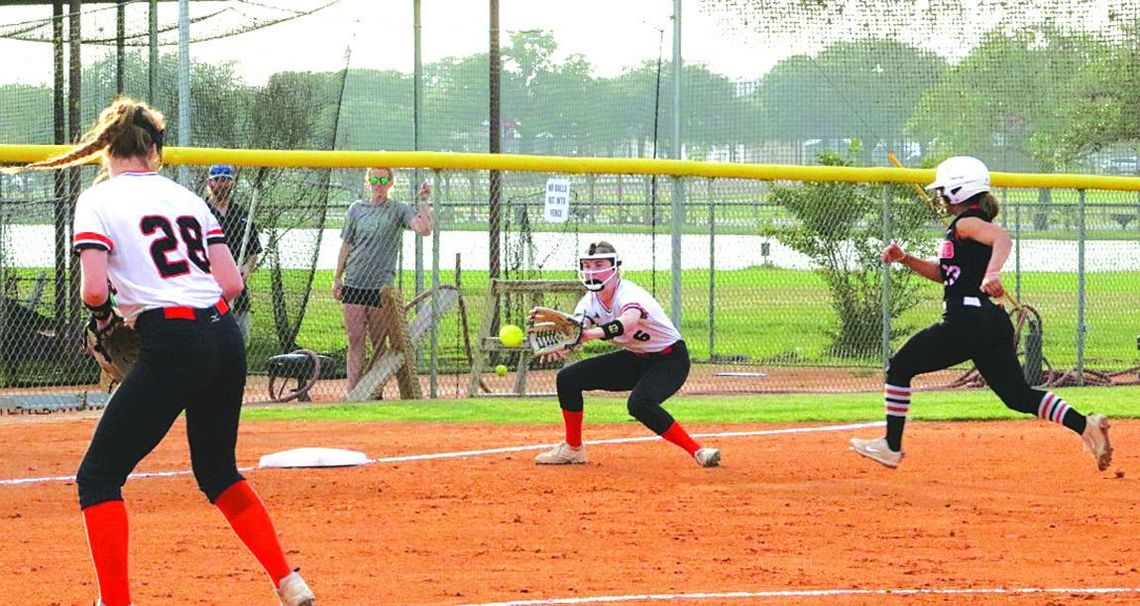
[72,172,227,320]
[572,278,681,354]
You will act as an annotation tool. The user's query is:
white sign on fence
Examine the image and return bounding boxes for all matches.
[543,177,571,223]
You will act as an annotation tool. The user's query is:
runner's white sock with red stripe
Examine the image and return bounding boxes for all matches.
[1037,391,1086,434]
[884,384,911,452]
[1038,392,1071,424]
[885,384,911,418]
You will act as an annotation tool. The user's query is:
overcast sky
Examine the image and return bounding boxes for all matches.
[0,0,780,86]
[0,0,1129,87]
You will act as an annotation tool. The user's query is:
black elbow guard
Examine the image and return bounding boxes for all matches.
[599,320,624,340]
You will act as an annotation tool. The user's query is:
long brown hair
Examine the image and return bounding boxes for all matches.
[964,191,1001,219]
[17,97,165,174]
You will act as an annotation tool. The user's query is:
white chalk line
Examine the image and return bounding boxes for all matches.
[454,587,1140,606]
[0,421,882,487]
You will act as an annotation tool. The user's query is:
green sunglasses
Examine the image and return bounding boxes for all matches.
[368,175,392,186]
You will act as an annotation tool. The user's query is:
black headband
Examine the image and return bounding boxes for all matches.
[132,106,164,154]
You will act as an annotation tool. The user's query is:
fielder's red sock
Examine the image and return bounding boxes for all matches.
[215,480,293,586]
[562,410,584,448]
[661,422,701,456]
[83,500,131,606]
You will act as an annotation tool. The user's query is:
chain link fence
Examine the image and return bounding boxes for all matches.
[1,0,1138,407]
[2,164,1138,409]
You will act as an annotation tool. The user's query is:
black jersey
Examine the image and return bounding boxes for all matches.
[939,206,993,301]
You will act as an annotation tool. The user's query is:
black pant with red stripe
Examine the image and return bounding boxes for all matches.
[556,340,690,434]
[76,304,246,509]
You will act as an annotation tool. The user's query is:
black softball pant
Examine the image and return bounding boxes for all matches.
[887,303,1041,414]
[77,305,247,509]
[556,340,690,434]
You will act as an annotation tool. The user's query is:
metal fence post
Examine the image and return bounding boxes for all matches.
[1010,189,1021,303]
[881,187,892,367]
[707,178,715,360]
[671,176,683,327]
[1076,188,1087,386]
[430,170,441,398]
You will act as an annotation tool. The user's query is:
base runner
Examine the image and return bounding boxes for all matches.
[850,156,1112,471]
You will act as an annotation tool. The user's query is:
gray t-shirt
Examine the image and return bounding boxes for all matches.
[340,199,417,289]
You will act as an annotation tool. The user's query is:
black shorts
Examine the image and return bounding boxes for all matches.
[341,286,382,308]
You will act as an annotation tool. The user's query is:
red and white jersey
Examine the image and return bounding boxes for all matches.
[572,278,681,354]
[72,172,226,320]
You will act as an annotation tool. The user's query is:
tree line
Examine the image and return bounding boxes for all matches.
[0,27,1137,172]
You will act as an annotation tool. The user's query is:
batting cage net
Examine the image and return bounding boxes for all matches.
[0,0,1138,409]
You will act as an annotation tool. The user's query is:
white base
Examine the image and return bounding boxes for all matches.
[258,447,370,469]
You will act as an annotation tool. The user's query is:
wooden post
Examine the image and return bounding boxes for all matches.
[466,279,585,397]
[466,279,500,396]
[381,287,421,399]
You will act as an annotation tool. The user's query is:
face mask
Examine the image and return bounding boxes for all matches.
[578,253,620,291]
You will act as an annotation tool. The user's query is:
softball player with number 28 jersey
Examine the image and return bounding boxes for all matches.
[13,97,315,606]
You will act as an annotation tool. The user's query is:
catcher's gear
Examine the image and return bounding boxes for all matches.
[578,243,621,292]
[526,306,583,355]
[85,315,140,384]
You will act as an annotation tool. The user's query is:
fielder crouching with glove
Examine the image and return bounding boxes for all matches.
[528,241,721,468]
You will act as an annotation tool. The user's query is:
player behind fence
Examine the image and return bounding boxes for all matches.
[16,97,315,605]
[530,241,721,467]
[850,156,1112,471]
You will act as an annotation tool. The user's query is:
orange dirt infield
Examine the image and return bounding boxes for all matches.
[1,416,1137,605]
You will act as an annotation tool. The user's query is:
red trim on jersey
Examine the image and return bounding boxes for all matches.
[74,231,113,251]
[207,228,223,237]
[619,302,649,319]
[632,344,674,357]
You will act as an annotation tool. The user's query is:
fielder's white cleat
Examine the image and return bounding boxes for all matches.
[277,570,316,606]
[694,447,721,467]
[850,437,903,468]
[1081,413,1113,471]
[534,442,586,465]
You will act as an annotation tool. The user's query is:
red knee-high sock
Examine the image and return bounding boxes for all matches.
[83,500,131,606]
[215,480,293,586]
[661,422,701,456]
[562,410,584,448]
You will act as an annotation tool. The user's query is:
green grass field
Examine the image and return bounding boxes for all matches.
[3,265,1136,382]
[243,384,1140,424]
[244,267,1140,371]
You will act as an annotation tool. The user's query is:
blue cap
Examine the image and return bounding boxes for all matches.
[208,164,235,180]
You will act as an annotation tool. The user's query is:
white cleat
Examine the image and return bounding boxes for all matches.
[277,570,316,606]
[534,442,586,465]
[1082,413,1113,471]
[694,447,721,467]
[849,437,903,468]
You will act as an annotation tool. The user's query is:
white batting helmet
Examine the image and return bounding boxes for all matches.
[925,156,991,205]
